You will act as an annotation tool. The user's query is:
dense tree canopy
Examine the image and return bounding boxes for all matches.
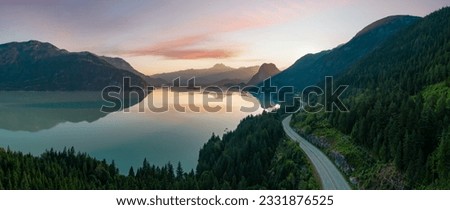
[0,112,318,190]
[295,7,450,189]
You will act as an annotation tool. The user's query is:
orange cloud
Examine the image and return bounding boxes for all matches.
[128,47,237,60]
[119,2,306,60]
[156,49,236,59]
[120,0,345,60]
[146,35,208,53]
[124,34,239,59]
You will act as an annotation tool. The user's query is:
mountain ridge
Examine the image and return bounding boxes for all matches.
[151,64,260,86]
[0,40,147,91]
[99,55,168,86]
[261,15,421,98]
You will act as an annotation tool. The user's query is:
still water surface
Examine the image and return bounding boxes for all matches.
[0,90,263,172]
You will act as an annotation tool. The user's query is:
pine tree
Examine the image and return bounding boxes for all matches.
[176,162,184,180]
[128,167,135,177]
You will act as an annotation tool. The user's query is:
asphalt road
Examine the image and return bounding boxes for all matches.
[282,115,351,190]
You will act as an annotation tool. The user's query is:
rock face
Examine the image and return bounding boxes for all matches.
[247,63,280,85]
[0,40,147,91]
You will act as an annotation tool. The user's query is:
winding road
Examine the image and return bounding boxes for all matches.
[282,115,351,190]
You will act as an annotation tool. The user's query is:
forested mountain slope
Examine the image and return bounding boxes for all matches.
[261,15,420,94]
[294,7,450,189]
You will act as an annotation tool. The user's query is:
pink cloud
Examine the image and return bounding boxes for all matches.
[156,49,236,59]
[138,35,208,54]
[120,0,350,60]
[120,8,286,59]
[124,35,238,59]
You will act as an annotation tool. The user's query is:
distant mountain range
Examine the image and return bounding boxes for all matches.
[0,15,421,92]
[261,15,421,95]
[150,63,260,86]
[0,40,273,90]
[0,41,148,91]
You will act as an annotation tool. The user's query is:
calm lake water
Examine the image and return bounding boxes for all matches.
[0,90,263,173]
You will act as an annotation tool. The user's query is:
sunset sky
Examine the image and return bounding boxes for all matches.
[0,0,448,74]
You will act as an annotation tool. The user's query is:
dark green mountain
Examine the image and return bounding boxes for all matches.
[293,7,450,189]
[330,7,450,188]
[0,40,147,91]
[265,15,420,93]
